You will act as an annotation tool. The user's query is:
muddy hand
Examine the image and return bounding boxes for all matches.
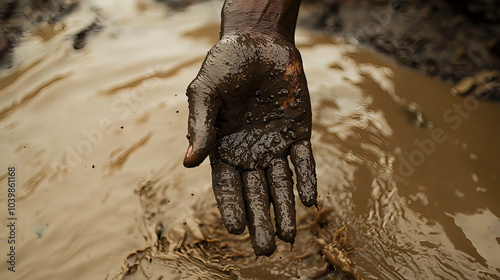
[183,33,317,256]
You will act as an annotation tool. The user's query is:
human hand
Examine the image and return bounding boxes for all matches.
[183,34,317,256]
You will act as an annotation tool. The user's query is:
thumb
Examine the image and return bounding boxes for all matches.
[183,77,219,168]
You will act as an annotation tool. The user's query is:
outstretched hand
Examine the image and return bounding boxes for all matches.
[183,33,317,256]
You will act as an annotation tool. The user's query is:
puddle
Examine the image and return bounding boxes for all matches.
[0,1,499,279]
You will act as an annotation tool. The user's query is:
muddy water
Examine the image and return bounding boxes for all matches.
[0,1,499,279]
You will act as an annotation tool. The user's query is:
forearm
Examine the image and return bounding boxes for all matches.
[220,0,302,42]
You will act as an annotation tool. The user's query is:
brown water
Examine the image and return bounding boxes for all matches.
[1,1,499,279]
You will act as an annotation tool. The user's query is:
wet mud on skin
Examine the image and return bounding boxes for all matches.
[183,0,318,256]
[0,1,500,280]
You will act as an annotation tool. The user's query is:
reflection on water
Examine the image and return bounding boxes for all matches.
[0,1,499,279]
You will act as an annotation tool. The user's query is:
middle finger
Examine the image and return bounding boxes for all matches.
[242,169,276,256]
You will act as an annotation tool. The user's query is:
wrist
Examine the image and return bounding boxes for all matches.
[220,0,301,42]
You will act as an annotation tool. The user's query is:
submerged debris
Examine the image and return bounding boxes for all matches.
[115,178,362,279]
[403,102,433,129]
[298,206,361,279]
[316,225,361,279]
[451,70,500,100]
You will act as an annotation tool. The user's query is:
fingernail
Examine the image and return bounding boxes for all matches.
[185,145,193,159]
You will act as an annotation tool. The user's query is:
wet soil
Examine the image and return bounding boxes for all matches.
[0,1,499,280]
[0,0,80,68]
[300,0,500,100]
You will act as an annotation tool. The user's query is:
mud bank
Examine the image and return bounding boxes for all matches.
[300,0,500,100]
[0,1,499,280]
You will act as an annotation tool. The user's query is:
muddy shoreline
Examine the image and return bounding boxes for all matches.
[2,0,499,99]
[300,0,500,100]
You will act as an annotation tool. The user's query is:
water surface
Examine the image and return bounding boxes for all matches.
[0,1,499,279]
